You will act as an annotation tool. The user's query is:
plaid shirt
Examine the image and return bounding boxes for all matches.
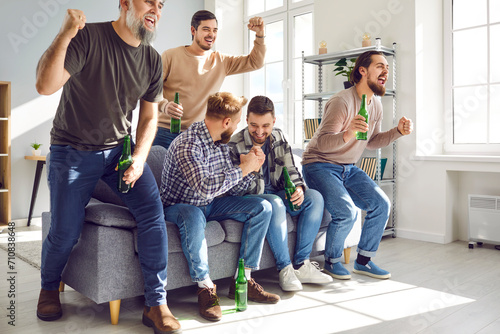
[160,121,255,207]
[228,127,305,196]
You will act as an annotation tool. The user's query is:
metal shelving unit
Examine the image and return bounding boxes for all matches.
[301,44,397,237]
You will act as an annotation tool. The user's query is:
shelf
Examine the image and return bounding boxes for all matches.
[304,89,395,101]
[383,228,395,237]
[1,81,11,226]
[303,45,396,66]
[377,179,395,186]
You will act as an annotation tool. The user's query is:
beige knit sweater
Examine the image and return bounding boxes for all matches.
[158,39,266,131]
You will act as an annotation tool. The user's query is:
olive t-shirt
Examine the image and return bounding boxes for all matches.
[50,22,163,151]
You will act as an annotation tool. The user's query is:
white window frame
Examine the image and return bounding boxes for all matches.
[244,0,314,146]
[444,0,500,155]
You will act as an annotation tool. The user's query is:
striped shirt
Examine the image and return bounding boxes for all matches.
[160,121,255,207]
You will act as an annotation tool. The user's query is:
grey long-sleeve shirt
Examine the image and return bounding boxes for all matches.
[302,86,402,166]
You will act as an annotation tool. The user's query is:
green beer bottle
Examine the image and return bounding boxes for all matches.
[235,258,247,312]
[117,135,133,193]
[170,92,181,134]
[356,94,368,140]
[283,166,300,211]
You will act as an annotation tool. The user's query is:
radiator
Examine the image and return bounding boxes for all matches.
[468,194,500,245]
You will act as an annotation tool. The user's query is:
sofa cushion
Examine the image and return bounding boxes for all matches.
[133,220,226,254]
[85,202,137,229]
[147,145,168,188]
[220,218,295,243]
[90,146,168,207]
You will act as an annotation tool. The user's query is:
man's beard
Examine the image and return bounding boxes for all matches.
[367,77,386,96]
[126,5,157,45]
[220,129,234,144]
[250,132,268,145]
[195,36,212,51]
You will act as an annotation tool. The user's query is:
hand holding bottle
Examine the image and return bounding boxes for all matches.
[163,100,183,119]
[343,115,369,142]
[289,186,305,207]
[283,167,301,211]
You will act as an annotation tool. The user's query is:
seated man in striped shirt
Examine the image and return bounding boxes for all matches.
[228,96,333,292]
[160,92,279,323]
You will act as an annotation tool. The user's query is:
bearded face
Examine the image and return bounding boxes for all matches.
[125,1,158,45]
[365,55,388,96]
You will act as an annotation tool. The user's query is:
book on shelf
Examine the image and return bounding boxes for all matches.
[359,157,387,180]
[303,118,321,139]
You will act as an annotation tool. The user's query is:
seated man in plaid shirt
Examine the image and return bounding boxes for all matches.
[228,96,333,292]
[160,92,280,323]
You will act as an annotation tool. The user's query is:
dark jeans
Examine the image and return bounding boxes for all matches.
[42,144,168,306]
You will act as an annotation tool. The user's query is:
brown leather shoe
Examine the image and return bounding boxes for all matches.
[228,278,280,304]
[197,284,221,321]
[142,304,181,334]
[37,288,62,321]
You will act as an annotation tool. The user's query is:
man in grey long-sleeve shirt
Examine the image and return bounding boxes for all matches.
[302,50,413,280]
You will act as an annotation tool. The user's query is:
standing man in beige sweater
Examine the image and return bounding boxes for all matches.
[153,10,266,149]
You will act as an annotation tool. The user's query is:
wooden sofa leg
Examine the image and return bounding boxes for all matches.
[344,247,351,264]
[109,299,121,325]
[59,282,65,292]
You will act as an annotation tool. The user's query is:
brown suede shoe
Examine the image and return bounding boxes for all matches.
[197,284,222,321]
[37,288,62,321]
[228,278,280,304]
[142,304,182,334]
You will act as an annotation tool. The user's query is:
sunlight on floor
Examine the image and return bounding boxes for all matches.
[0,228,42,243]
[170,279,475,334]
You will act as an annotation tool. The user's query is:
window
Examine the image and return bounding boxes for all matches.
[245,0,314,145]
[445,0,500,154]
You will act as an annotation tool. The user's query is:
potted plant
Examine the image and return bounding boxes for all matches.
[333,57,357,89]
[31,142,42,156]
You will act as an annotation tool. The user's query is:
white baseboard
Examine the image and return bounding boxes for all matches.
[395,228,446,244]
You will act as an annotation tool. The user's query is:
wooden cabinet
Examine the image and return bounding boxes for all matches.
[0,81,11,226]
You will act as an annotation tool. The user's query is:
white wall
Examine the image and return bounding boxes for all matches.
[0,0,203,223]
[315,0,500,244]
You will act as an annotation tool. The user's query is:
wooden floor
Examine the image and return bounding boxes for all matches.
[1,236,500,334]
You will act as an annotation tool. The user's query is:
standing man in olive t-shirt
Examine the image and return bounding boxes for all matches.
[35,1,180,333]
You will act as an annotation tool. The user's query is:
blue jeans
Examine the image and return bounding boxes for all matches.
[163,196,272,281]
[250,189,324,271]
[153,127,179,150]
[303,162,390,264]
[43,144,168,307]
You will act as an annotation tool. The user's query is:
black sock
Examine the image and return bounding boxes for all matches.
[293,262,304,270]
[357,254,370,266]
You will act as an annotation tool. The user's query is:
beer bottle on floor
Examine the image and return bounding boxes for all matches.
[235,258,247,312]
[117,135,133,193]
[356,94,368,140]
[170,92,181,134]
[283,166,300,211]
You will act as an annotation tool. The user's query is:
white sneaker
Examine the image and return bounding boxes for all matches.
[279,264,303,291]
[295,259,334,284]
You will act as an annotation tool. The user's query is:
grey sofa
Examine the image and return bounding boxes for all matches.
[42,145,360,324]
